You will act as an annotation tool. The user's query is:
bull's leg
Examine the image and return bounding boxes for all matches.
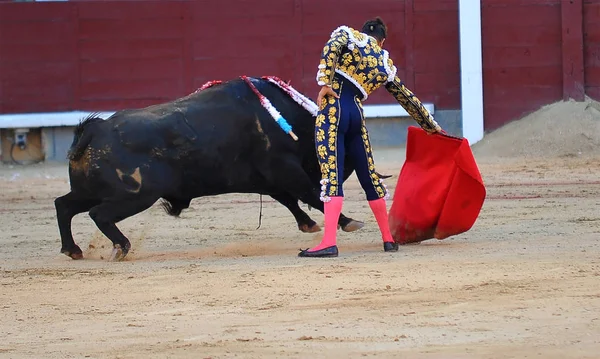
[300,200,364,232]
[55,192,100,260]
[259,158,364,233]
[271,193,321,233]
[88,196,158,261]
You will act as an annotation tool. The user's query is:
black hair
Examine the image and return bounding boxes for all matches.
[361,17,387,41]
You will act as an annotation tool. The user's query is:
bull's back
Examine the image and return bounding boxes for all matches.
[67,78,308,198]
[171,90,277,195]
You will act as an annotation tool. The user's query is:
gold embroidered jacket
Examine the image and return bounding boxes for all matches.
[316,25,440,133]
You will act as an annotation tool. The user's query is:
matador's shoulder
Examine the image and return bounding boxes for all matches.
[329,25,371,50]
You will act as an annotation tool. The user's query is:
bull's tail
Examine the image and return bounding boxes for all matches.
[160,198,191,217]
[67,113,104,161]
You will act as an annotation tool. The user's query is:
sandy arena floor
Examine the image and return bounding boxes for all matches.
[0,142,599,358]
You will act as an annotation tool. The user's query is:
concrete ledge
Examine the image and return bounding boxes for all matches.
[366,109,463,147]
[0,104,435,129]
[0,111,116,129]
[1,105,448,162]
[362,103,435,118]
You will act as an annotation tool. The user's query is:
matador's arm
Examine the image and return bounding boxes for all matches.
[316,29,349,87]
[384,58,441,134]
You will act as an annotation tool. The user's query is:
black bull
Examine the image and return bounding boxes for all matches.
[55,77,380,261]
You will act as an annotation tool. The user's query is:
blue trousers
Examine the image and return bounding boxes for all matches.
[315,75,388,202]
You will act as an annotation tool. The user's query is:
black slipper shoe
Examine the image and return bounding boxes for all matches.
[298,245,339,258]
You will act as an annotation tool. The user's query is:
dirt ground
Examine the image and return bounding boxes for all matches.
[1,98,600,358]
[0,146,598,359]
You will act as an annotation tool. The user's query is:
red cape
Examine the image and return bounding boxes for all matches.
[388,127,486,244]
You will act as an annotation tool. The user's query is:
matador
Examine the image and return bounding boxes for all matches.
[299,17,442,258]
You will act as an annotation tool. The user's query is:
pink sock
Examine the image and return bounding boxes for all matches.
[368,198,394,243]
[308,196,343,252]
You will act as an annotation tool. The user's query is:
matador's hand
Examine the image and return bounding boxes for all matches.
[427,117,442,135]
[317,86,339,108]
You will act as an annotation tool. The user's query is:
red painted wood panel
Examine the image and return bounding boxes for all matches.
[0,0,438,114]
[482,1,563,131]
[80,59,183,81]
[483,84,562,105]
[2,98,75,114]
[413,0,458,12]
[483,66,562,87]
[1,62,75,82]
[584,22,600,43]
[404,0,415,89]
[584,65,600,87]
[413,42,460,73]
[411,6,460,109]
[584,2,600,100]
[189,16,295,38]
[75,3,187,109]
[483,46,562,68]
[301,0,404,17]
[0,2,78,112]
[1,43,74,63]
[192,58,292,83]
[3,0,598,131]
[412,11,459,70]
[77,1,184,19]
[415,72,461,110]
[1,62,75,113]
[481,4,560,27]
[584,44,600,71]
[585,86,600,100]
[79,39,183,60]
[484,25,562,47]
[0,2,71,21]
[483,105,546,132]
[79,19,183,40]
[562,0,585,101]
[0,22,74,45]
[187,0,298,93]
[181,2,194,93]
[192,36,295,59]
[483,0,559,5]
[189,0,296,17]
[79,99,166,112]
[80,79,181,101]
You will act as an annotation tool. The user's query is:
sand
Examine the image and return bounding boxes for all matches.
[0,102,599,358]
[473,98,600,159]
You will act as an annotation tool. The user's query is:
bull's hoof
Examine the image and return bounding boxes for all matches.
[340,220,364,232]
[109,243,130,262]
[299,223,321,233]
[61,246,83,260]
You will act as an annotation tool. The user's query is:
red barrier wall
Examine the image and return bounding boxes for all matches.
[0,4,79,113]
[481,0,563,130]
[584,0,600,100]
[0,1,461,115]
[0,0,598,131]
